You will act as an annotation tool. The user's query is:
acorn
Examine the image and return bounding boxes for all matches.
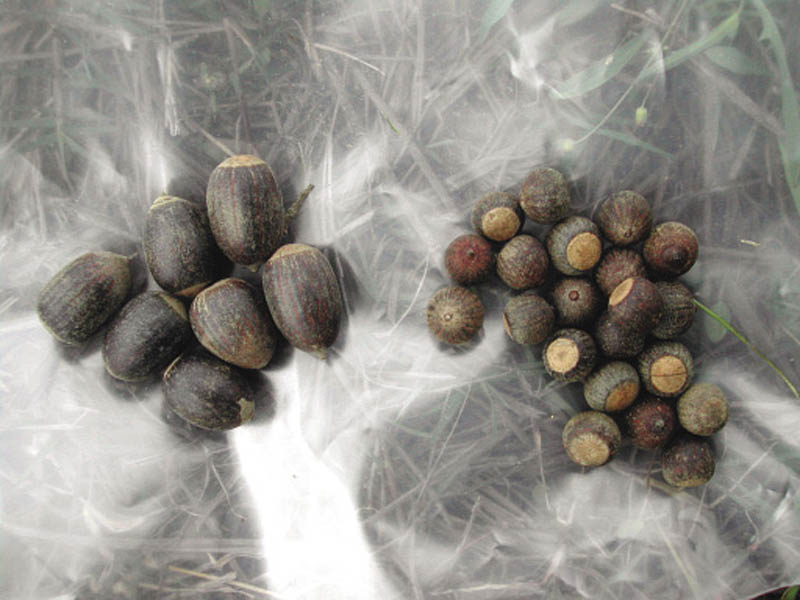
[37,251,132,345]
[103,291,194,381]
[637,341,694,398]
[163,349,256,431]
[594,312,646,358]
[562,411,622,467]
[583,361,640,412]
[445,234,494,285]
[502,292,555,345]
[625,396,677,450]
[550,277,602,327]
[677,382,729,436]
[546,216,603,276]
[652,281,697,340]
[543,328,597,382]
[143,195,230,298]
[607,277,664,333]
[496,234,549,290]
[643,221,699,277]
[595,191,652,246]
[206,154,285,268]
[261,243,344,359]
[427,286,485,345]
[594,248,647,296]
[661,435,715,488]
[471,191,523,242]
[190,278,278,369]
[519,167,571,224]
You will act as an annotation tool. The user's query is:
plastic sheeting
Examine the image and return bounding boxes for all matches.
[1,1,799,598]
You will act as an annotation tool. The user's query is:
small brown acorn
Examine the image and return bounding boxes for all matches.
[595,191,652,246]
[562,411,622,467]
[502,292,555,345]
[608,277,664,333]
[144,195,230,298]
[543,328,597,382]
[625,396,677,449]
[261,243,344,359]
[638,341,694,398]
[583,361,640,412]
[546,216,603,276]
[643,221,699,277]
[661,435,715,487]
[445,234,494,285]
[496,234,550,290]
[37,251,132,345]
[471,191,523,242]
[594,248,647,296]
[652,281,697,339]
[103,291,194,382]
[519,167,571,224]
[677,382,729,436]
[206,154,285,268]
[594,312,646,358]
[550,277,602,327]
[427,286,485,345]
[190,278,278,369]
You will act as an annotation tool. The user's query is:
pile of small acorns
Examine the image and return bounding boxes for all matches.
[427,167,728,488]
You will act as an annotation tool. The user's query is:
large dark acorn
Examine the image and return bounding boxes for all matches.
[206,154,285,268]
[445,234,494,285]
[594,248,647,297]
[550,277,602,327]
[661,435,715,487]
[144,195,230,298]
[190,278,278,369]
[643,221,699,277]
[546,216,603,276]
[519,167,571,224]
[37,251,132,345]
[502,292,555,345]
[427,286,485,345]
[652,281,697,340]
[103,291,194,381]
[595,191,652,246]
[594,311,646,358]
[471,191,523,242]
[496,234,550,290]
[261,243,344,359]
[562,411,622,467]
[543,328,597,382]
[608,276,664,333]
[625,396,677,450]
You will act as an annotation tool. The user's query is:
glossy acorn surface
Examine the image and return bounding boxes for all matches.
[471,191,522,241]
[551,277,602,327]
[583,361,640,412]
[652,281,697,339]
[661,435,715,487]
[595,191,652,246]
[625,396,677,450]
[519,167,571,224]
[144,195,230,298]
[638,341,694,398]
[562,411,622,467]
[546,216,603,276]
[103,291,194,381]
[677,382,729,436]
[496,234,549,290]
[445,234,494,285]
[643,221,699,277]
[190,278,278,369]
[261,243,344,359]
[427,286,485,345]
[502,292,555,345]
[594,248,647,297]
[543,328,597,382]
[37,251,132,345]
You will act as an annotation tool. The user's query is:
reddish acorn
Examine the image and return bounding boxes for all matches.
[471,191,523,241]
[519,167,571,224]
[594,248,647,297]
[608,277,664,333]
[427,286,485,345]
[497,234,550,290]
[643,221,699,277]
[625,396,677,449]
[562,411,622,467]
[550,277,603,327]
[661,435,715,487]
[502,292,555,345]
[445,234,494,285]
[595,191,652,246]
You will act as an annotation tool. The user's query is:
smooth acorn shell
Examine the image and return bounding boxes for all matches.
[608,276,664,333]
[37,251,132,345]
[471,191,523,241]
[625,396,677,450]
[595,191,652,246]
[643,221,699,277]
[163,350,256,431]
[261,243,343,359]
[190,278,278,369]
[103,291,194,381]
[502,292,555,345]
[144,195,230,298]
[661,435,715,487]
[519,168,571,224]
[207,155,285,267]
[562,411,621,467]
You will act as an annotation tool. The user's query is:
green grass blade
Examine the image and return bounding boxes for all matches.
[478,0,516,42]
[704,45,769,76]
[782,586,799,600]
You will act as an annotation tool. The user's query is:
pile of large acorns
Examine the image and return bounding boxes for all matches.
[427,167,728,488]
[37,155,343,431]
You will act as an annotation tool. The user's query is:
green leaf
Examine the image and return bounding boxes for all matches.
[554,35,646,99]
[704,45,769,76]
[253,0,271,18]
[479,0,516,42]
[703,300,731,343]
[782,586,800,600]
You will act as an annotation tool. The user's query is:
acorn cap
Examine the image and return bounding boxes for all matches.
[543,328,597,382]
[546,216,603,276]
[583,361,641,412]
[638,341,694,397]
[471,191,523,241]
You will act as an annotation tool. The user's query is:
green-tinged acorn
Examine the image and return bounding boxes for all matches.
[677,382,729,436]
[546,216,603,276]
[583,361,640,412]
[445,234,494,285]
[206,154,285,268]
[427,286,484,345]
[471,191,523,242]
[519,167,571,224]
[594,312,646,358]
[103,291,194,381]
[638,341,694,398]
[562,411,622,467]
[497,234,549,290]
[37,251,132,345]
[594,248,647,296]
[190,278,278,369]
[652,281,697,339]
[261,243,344,359]
[595,191,652,246]
[643,221,699,277]
[661,435,715,487]
[625,396,677,450]
[163,349,256,431]
[543,328,597,382]
[608,276,664,333]
[550,277,602,327]
[502,292,555,345]
[144,195,230,298]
